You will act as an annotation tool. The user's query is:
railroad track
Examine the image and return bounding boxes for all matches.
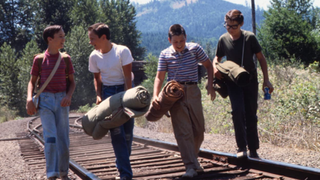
[16,115,320,180]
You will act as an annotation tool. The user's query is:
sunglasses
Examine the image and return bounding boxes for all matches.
[224,23,239,29]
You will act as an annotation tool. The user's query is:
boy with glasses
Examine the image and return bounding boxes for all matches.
[213,9,274,159]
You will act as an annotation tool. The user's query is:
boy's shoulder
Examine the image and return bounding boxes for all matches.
[34,52,70,59]
[185,42,201,49]
[112,43,130,52]
[242,30,254,36]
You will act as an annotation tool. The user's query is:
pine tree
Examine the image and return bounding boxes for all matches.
[16,40,40,115]
[64,25,96,107]
[31,0,73,51]
[257,0,318,64]
[0,0,33,53]
[98,0,145,60]
[0,43,20,113]
[69,0,99,27]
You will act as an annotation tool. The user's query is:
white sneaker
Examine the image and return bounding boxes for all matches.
[237,150,247,159]
[182,168,198,178]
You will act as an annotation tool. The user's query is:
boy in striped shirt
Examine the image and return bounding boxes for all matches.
[152,24,215,178]
[26,25,76,180]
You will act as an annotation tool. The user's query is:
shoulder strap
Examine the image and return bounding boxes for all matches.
[35,53,45,74]
[61,52,70,77]
[241,32,245,67]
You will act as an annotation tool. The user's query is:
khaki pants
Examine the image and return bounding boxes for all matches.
[169,84,204,170]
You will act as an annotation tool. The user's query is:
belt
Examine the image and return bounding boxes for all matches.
[178,81,197,85]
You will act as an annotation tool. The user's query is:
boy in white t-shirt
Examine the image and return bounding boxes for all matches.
[88,23,134,180]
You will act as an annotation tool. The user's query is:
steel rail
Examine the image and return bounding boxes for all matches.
[27,116,101,180]
[24,116,320,180]
[133,135,320,180]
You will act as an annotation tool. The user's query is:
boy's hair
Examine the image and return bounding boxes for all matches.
[88,23,111,40]
[168,24,186,39]
[43,25,63,44]
[225,9,244,24]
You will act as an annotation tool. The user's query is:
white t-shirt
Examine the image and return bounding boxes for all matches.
[88,43,133,86]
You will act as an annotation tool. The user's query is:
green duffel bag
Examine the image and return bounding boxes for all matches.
[82,85,151,140]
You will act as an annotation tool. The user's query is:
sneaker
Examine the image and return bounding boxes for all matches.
[195,165,204,172]
[47,177,56,180]
[236,149,247,159]
[182,168,198,178]
[249,150,260,159]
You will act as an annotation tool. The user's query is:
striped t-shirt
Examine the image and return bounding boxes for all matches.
[157,42,209,82]
[31,50,75,93]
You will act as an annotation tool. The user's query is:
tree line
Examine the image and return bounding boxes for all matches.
[0,0,145,117]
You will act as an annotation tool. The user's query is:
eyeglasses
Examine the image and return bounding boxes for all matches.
[224,23,239,29]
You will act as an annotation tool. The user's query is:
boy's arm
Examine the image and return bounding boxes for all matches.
[202,59,216,101]
[26,75,38,115]
[61,74,76,107]
[152,71,166,110]
[256,52,274,93]
[93,73,103,104]
[122,63,132,90]
[213,56,223,80]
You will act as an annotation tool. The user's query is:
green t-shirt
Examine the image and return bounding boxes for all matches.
[216,30,262,72]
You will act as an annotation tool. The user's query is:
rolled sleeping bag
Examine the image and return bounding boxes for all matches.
[216,60,250,87]
[82,85,151,139]
[145,80,184,121]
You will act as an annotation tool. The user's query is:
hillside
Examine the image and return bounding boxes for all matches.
[133,0,265,55]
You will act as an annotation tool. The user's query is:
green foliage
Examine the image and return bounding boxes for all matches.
[64,25,96,107]
[0,0,33,53]
[16,40,41,115]
[205,42,216,61]
[141,53,159,95]
[77,103,96,113]
[31,0,74,51]
[0,43,20,114]
[257,64,320,149]
[257,0,319,64]
[70,0,99,27]
[0,106,17,123]
[0,40,39,117]
[308,61,320,73]
[98,0,145,60]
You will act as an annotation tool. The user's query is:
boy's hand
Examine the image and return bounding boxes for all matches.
[214,68,223,80]
[26,99,37,115]
[96,96,102,105]
[262,81,274,94]
[61,95,72,107]
[152,96,161,110]
[207,86,216,101]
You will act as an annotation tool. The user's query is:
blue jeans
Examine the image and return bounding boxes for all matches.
[102,84,134,179]
[39,92,70,178]
[225,72,259,152]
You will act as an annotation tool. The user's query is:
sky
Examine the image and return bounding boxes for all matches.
[130,0,320,9]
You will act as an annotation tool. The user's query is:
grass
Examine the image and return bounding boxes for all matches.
[137,61,320,151]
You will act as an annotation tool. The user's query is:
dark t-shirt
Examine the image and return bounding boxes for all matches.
[216,30,262,72]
